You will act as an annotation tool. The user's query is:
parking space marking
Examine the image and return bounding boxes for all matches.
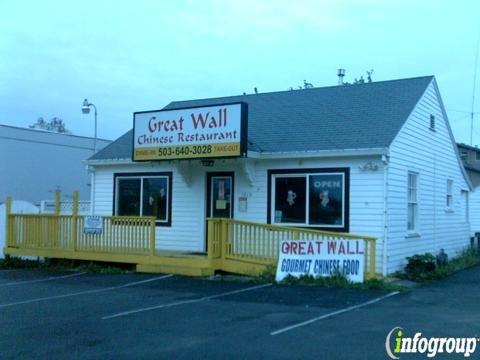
[0,272,87,287]
[0,274,173,308]
[102,283,273,320]
[270,291,400,336]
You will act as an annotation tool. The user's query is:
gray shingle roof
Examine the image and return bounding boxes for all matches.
[90,76,433,161]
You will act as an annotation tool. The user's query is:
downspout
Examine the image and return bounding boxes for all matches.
[89,166,96,215]
[382,154,390,276]
[433,152,436,245]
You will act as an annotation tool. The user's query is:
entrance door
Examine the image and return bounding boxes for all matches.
[206,172,234,219]
[205,172,234,251]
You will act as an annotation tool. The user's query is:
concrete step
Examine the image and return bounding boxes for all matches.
[136,263,214,277]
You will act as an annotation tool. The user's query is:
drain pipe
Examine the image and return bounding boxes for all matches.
[381,154,390,277]
[89,166,96,215]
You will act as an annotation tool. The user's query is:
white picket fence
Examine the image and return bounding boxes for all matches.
[40,200,91,215]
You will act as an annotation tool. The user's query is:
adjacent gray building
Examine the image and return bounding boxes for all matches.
[0,124,110,204]
[457,143,480,187]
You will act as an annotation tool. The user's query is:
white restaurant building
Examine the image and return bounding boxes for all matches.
[87,76,471,275]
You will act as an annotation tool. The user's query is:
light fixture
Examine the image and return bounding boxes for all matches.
[201,159,215,167]
[81,98,98,152]
[359,161,378,171]
[82,99,90,114]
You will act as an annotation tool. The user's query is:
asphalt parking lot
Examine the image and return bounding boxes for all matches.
[1,266,479,359]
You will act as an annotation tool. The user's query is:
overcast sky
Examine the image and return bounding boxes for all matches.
[1,0,479,145]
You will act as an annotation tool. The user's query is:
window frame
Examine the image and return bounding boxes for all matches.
[475,152,480,161]
[461,189,469,223]
[407,171,419,233]
[267,168,350,232]
[446,179,453,210]
[113,172,173,226]
[429,114,435,131]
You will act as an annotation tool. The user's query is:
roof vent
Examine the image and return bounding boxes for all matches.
[337,69,346,85]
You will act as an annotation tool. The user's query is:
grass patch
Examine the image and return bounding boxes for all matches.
[397,248,480,283]
[0,255,133,274]
[279,273,406,292]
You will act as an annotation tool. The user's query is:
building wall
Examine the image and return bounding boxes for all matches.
[465,169,480,187]
[386,80,470,273]
[469,186,480,234]
[0,125,110,204]
[91,81,472,275]
[457,145,480,171]
[92,155,386,266]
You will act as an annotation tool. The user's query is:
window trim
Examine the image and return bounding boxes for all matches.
[113,172,173,227]
[407,171,419,233]
[429,114,436,131]
[446,179,453,211]
[461,189,469,223]
[267,168,350,232]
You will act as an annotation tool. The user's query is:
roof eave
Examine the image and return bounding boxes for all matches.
[87,148,388,166]
[86,158,133,166]
[248,148,388,159]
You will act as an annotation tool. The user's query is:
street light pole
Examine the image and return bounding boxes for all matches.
[82,98,98,215]
[82,99,98,152]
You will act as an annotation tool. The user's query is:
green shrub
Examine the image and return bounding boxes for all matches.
[0,255,42,269]
[402,249,480,282]
[404,253,436,281]
[281,272,350,288]
[256,264,276,283]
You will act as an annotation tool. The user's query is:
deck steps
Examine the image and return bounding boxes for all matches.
[136,263,214,276]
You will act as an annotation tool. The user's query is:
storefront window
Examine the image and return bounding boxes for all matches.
[117,178,141,216]
[308,174,344,226]
[142,177,169,221]
[274,177,306,223]
[270,170,347,230]
[115,173,172,225]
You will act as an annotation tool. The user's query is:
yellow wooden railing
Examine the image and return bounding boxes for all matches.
[7,214,156,255]
[207,218,377,279]
[5,195,156,256]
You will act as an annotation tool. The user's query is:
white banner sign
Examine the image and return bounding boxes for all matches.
[133,103,247,161]
[276,239,365,283]
[84,216,103,235]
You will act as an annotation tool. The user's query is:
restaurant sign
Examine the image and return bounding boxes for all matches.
[276,239,365,283]
[133,103,248,161]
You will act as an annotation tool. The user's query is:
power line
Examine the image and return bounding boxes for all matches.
[470,24,480,145]
[448,109,479,114]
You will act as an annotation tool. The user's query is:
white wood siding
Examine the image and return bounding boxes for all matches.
[387,81,470,273]
[92,156,386,261]
[234,157,385,274]
[469,186,480,234]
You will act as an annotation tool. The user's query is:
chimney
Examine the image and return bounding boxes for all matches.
[337,69,346,85]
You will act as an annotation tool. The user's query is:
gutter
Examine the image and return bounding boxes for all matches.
[86,148,388,166]
[86,158,133,166]
[248,147,388,159]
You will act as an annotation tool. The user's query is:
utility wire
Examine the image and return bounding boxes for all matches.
[448,109,479,114]
[470,25,480,145]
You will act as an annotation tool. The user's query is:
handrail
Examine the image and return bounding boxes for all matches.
[207,217,376,241]
[6,212,157,256]
[207,218,377,279]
